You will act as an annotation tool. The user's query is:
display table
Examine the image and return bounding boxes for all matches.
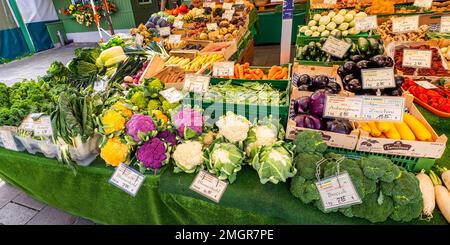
[0,106,448,225]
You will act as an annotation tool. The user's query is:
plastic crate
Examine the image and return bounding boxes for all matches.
[326,146,436,172]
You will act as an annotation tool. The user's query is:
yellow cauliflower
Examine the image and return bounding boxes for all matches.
[100,137,130,167]
[112,101,133,118]
[101,109,126,135]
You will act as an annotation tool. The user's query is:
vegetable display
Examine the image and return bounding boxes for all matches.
[218,64,289,80]
[292,73,341,94]
[402,78,450,115]
[394,44,450,77]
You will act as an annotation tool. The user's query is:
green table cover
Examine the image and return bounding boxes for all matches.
[0,105,448,225]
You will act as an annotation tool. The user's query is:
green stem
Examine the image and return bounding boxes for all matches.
[429,170,442,186]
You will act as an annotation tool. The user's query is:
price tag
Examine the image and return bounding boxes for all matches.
[323,0,337,4]
[158,26,171,37]
[0,129,18,151]
[323,95,364,120]
[135,33,144,46]
[222,10,234,21]
[361,68,396,89]
[33,116,53,137]
[203,2,215,8]
[414,0,432,8]
[207,22,218,31]
[361,96,405,122]
[321,36,352,59]
[392,15,419,33]
[190,170,228,203]
[213,61,235,77]
[173,20,184,29]
[355,15,378,31]
[109,163,146,197]
[94,80,108,92]
[159,87,185,104]
[316,172,362,211]
[223,2,233,9]
[414,80,438,89]
[183,74,210,93]
[168,34,182,43]
[402,49,432,68]
[440,16,450,33]
[236,0,244,4]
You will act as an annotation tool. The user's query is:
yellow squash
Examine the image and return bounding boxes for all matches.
[403,113,432,141]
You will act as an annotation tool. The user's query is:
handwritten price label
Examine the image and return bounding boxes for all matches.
[203,2,215,8]
[190,170,228,203]
[223,2,233,10]
[321,36,352,59]
[109,163,146,197]
[414,0,433,8]
[355,15,378,31]
[440,16,450,33]
[361,68,396,89]
[316,172,362,211]
[0,129,18,151]
[168,34,182,43]
[173,20,184,29]
[158,26,171,36]
[392,15,419,33]
[414,80,438,89]
[159,87,185,104]
[207,23,218,31]
[183,74,210,93]
[213,61,235,77]
[324,96,364,120]
[323,0,337,4]
[402,49,432,68]
[361,96,405,122]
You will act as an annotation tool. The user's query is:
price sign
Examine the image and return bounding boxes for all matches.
[323,0,337,4]
[109,163,146,197]
[361,68,396,89]
[213,61,235,77]
[236,0,244,4]
[321,36,352,59]
[135,33,144,46]
[392,15,419,33]
[414,0,433,8]
[203,2,215,8]
[183,74,210,93]
[173,20,184,29]
[223,2,233,9]
[316,172,362,211]
[158,26,171,36]
[440,16,450,33]
[33,116,53,137]
[323,95,364,120]
[361,96,405,122]
[0,129,18,151]
[414,80,438,89]
[271,0,283,2]
[94,80,108,92]
[355,15,378,31]
[402,49,432,68]
[207,22,218,31]
[168,34,182,43]
[190,170,228,203]
[159,87,185,104]
[222,10,234,21]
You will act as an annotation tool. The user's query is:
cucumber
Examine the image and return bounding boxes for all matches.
[357,37,369,53]
[367,38,379,51]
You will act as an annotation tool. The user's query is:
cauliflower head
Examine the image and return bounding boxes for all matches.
[216,111,251,143]
[100,137,130,167]
[173,140,204,173]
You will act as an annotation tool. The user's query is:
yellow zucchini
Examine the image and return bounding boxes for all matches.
[359,122,371,133]
[403,113,432,141]
[394,122,416,141]
[368,122,381,137]
[384,126,401,139]
[376,121,392,133]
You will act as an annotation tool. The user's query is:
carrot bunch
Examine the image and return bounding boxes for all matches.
[225,63,289,80]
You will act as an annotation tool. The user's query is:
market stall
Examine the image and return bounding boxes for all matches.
[0,0,450,225]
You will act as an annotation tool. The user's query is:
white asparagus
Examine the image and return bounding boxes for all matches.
[416,170,435,218]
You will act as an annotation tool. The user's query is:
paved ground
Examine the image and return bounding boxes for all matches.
[0,43,287,225]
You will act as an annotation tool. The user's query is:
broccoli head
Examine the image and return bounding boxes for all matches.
[294,131,327,154]
[380,170,421,206]
[147,99,161,111]
[130,91,148,110]
[380,163,401,183]
[351,190,394,223]
[390,198,422,222]
[145,78,164,98]
[290,175,320,204]
[360,156,392,181]
[294,152,324,180]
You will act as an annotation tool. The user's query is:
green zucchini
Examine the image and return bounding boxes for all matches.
[367,38,379,51]
[357,37,369,53]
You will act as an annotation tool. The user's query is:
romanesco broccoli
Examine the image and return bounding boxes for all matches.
[145,78,164,98]
[130,91,148,110]
[147,99,161,111]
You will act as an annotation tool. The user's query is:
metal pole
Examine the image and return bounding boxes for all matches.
[280,0,293,64]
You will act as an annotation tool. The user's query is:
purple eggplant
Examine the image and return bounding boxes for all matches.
[325,119,353,134]
[298,74,311,87]
[312,75,329,90]
[325,81,341,94]
[294,114,322,130]
[309,89,327,118]
[346,79,362,92]
[293,96,310,114]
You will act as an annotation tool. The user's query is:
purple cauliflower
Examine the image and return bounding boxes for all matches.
[126,114,156,142]
[136,137,167,169]
[157,130,178,146]
[172,108,203,139]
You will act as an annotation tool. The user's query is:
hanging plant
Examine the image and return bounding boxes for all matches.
[63,0,118,27]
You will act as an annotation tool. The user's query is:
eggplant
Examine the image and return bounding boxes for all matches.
[309,89,327,118]
[383,87,402,96]
[337,65,347,78]
[298,85,309,91]
[343,74,357,85]
[294,114,322,130]
[394,76,404,88]
[347,79,362,92]
[370,55,386,68]
[343,61,357,73]
[325,119,353,135]
[293,96,310,114]
[298,74,311,87]
[312,75,329,90]
[351,55,364,63]
[362,89,377,96]
[325,81,342,94]
[356,60,370,70]
[384,56,394,67]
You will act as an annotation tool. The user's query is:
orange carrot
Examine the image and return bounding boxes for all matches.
[276,67,288,80]
[267,66,277,79]
[263,74,268,80]
[244,73,252,79]
[238,64,244,79]
[234,64,240,79]
[250,70,259,80]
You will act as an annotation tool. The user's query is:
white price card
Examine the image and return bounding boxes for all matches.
[190,170,228,203]
[223,2,233,9]
[109,163,146,197]
[414,80,438,89]
[361,67,396,89]
[321,36,352,59]
[173,20,184,29]
[316,172,362,211]
[414,0,433,8]
[158,26,171,36]
[94,80,108,92]
[271,0,283,3]
[213,61,235,77]
[33,116,53,137]
[207,22,218,31]
[440,16,450,33]
[135,33,144,46]
[168,34,182,43]
[159,87,185,104]
[203,2,215,8]
[402,49,432,68]
[183,74,210,93]
[392,15,419,33]
[323,95,364,120]
[236,0,244,5]
[222,10,235,21]
[355,15,378,32]
[361,96,405,122]
[0,129,18,151]
[323,0,337,4]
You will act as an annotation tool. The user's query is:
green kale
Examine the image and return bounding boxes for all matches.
[294,131,327,154]
[390,198,423,222]
[290,175,320,204]
[294,152,324,180]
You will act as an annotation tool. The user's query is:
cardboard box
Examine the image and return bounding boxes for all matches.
[139,55,165,82]
[355,94,447,158]
[169,49,198,60]
[199,41,237,60]
[154,66,185,90]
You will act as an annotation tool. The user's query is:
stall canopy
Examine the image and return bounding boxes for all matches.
[0,0,29,62]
